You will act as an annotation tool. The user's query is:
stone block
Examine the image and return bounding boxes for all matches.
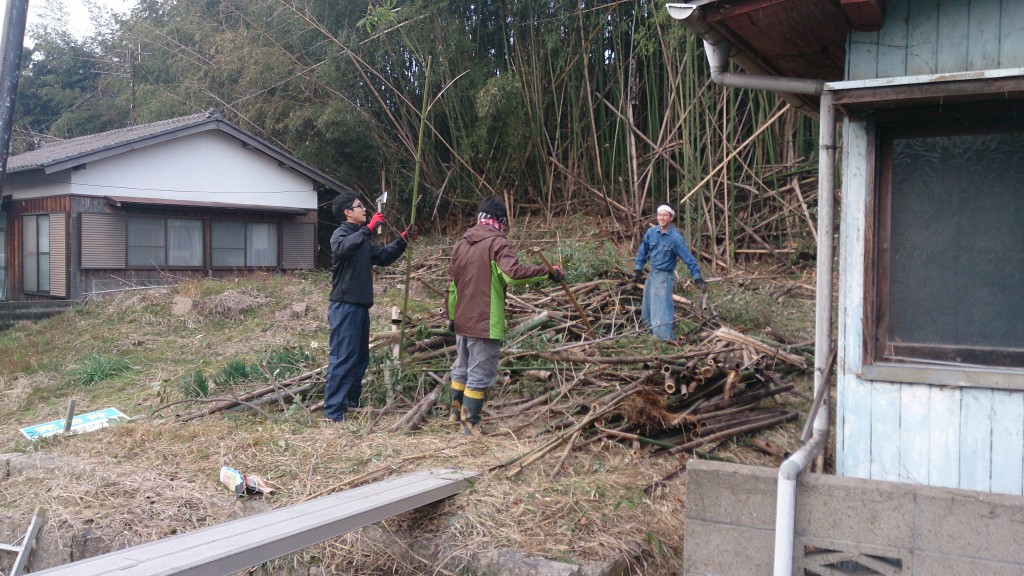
[915,487,1024,565]
[796,471,916,548]
[171,296,194,316]
[5,453,64,477]
[683,518,774,576]
[913,552,1024,576]
[685,460,776,529]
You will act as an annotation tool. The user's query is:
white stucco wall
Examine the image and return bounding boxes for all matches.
[8,130,318,210]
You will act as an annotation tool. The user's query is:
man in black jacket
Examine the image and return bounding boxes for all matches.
[325,191,410,422]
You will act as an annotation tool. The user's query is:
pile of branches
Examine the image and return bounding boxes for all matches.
[382,273,812,474]
[160,269,813,476]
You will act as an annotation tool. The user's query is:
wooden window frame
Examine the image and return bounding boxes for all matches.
[864,105,1024,389]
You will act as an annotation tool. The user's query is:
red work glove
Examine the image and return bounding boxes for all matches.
[366,212,386,232]
[401,225,417,242]
[548,265,564,282]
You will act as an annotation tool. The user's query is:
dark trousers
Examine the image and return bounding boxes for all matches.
[325,300,370,421]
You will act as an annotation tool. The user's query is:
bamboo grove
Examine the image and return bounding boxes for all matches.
[15,0,821,264]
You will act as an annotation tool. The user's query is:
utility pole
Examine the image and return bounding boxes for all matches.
[0,0,30,189]
[128,43,147,125]
[96,44,149,126]
[128,45,136,124]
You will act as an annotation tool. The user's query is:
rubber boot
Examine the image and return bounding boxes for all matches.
[460,389,486,436]
[449,381,466,423]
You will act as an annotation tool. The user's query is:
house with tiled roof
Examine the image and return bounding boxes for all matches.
[0,110,351,301]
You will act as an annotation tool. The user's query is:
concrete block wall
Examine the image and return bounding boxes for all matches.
[684,460,1024,575]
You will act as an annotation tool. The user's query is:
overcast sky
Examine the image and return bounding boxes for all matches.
[1,0,136,41]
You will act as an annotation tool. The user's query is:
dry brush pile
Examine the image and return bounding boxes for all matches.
[158,262,814,479]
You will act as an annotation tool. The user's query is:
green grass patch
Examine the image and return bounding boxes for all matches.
[214,358,257,388]
[69,354,133,386]
[263,346,315,380]
[179,370,210,398]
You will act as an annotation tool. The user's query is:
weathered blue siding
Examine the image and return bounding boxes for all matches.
[837,119,1024,496]
[847,0,1024,80]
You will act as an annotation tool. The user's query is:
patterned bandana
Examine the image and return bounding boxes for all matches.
[477,212,506,232]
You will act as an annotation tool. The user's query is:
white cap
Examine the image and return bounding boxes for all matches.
[656,204,675,217]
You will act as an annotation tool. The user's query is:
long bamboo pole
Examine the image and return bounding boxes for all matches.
[679,103,791,207]
[531,247,595,338]
[399,57,432,366]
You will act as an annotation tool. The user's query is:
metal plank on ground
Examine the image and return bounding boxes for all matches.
[32,468,479,576]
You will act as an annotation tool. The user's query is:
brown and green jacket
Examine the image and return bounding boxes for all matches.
[447,224,549,340]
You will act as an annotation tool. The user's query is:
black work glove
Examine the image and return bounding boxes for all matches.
[633,269,644,284]
[548,265,564,283]
[447,320,455,333]
[694,277,706,289]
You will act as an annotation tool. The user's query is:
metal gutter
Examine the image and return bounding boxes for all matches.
[666,4,836,575]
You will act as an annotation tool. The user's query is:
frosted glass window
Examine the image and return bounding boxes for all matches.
[127,217,203,268]
[212,220,278,268]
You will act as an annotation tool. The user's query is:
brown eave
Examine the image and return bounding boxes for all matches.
[840,0,885,32]
[702,0,848,82]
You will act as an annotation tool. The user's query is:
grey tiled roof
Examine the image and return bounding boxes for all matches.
[5,110,351,193]
[8,112,214,172]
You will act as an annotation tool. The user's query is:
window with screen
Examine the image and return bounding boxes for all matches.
[874,121,1024,368]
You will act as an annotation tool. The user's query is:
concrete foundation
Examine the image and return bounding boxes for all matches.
[684,460,1024,575]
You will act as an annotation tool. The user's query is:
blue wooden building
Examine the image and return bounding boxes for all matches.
[669,1,1024,574]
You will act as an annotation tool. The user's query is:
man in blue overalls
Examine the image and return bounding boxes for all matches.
[634,204,704,340]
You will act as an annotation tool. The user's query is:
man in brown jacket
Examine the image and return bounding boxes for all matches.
[446,196,564,435]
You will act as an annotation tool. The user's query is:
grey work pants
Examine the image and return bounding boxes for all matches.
[449,334,501,393]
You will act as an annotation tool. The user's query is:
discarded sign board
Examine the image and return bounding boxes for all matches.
[19,407,129,440]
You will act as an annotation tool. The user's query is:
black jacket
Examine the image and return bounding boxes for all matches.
[329,222,406,307]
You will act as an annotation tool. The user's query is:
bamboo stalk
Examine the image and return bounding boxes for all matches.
[668,411,797,455]
[175,366,326,422]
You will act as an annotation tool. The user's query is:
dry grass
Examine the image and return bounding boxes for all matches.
[0,232,816,574]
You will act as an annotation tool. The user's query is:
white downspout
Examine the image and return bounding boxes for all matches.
[773,91,834,576]
[666,4,837,575]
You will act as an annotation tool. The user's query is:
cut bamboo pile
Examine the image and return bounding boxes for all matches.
[159,266,812,474]
[377,272,811,473]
